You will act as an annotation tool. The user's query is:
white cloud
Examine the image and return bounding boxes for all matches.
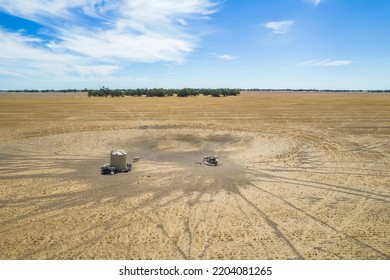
[177,18,188,26]
[0,0,218,83]
[0,28,82,75]
[299,59,353,67]
[0,69,27,78]
[305,0,322,6]
[49,28,194,63]
[264,20,295,34]
[74,65,120,76]
[207,53,238,61]
[217,54,238,61]
[0,27,124,83]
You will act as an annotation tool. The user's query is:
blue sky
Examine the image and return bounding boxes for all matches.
[0,0,389,90]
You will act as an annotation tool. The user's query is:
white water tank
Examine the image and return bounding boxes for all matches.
[110,150,127,169]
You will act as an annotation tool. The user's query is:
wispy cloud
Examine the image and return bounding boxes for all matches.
[0,0,218,82]
[0,28,86,78]
[208,53,238,61]
[305,0,322,6]
[217,54,238,61]
[73,65,121,76]
[299,59,353,67]
[0,69,27,78]
[264,20,295,34]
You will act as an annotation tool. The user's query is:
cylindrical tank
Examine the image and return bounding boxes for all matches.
[110,150,127,169]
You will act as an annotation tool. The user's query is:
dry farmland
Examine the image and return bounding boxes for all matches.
[0,91,389,259]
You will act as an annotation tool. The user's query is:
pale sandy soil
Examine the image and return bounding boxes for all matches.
[0,92,389,259]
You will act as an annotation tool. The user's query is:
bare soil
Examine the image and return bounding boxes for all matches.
[0,92,389,259]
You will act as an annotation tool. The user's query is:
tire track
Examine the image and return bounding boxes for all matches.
[245,169,390,203]
[197,193,226,259]
[246,182,390,259]
[232,195,271,259]
[232,187,304,259]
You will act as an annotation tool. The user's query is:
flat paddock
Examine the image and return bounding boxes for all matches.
[0,92,389,259]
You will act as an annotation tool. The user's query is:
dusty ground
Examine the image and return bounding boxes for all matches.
[0,91,389,260]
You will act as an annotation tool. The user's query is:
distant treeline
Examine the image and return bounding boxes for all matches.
[0,89,83,93]
[1,88,389,94]
[87,87,240,97]
[242,88,390,93]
